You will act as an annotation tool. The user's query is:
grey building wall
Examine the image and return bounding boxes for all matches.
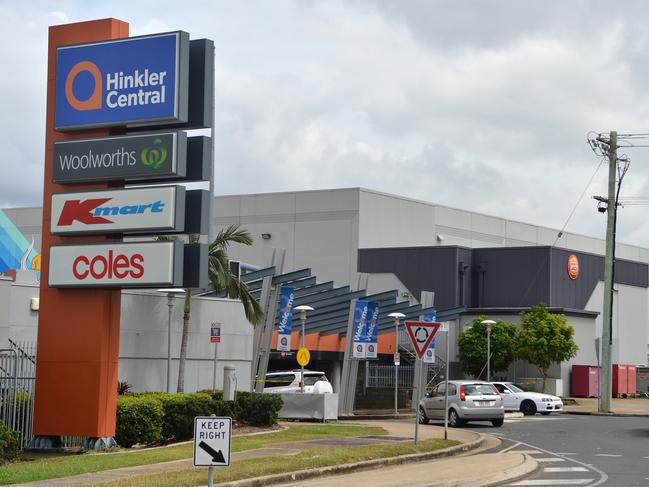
[0,273,253,393]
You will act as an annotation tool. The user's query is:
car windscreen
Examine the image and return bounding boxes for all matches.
[464,384,498,395]
[304,374,327,386]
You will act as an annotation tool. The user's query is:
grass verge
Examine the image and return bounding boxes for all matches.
[0,423,386,485]
[96,438,460,487]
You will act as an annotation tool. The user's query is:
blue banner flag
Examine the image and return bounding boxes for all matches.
[352,300,369,359]
[365,301,380,359]
[276,286,295,352]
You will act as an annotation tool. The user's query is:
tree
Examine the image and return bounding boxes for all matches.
[516,303,578,393]
[458,316,518,380]
[162,225,264,392]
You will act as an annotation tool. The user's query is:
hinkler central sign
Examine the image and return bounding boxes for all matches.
[53,132,187,183]
[55,32,189,130]
[50,186,185,235]
[49,240,184,288]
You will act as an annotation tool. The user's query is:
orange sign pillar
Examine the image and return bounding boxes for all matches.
[32,19,129,445]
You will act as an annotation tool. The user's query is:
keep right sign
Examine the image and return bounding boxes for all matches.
[405,321,441,359]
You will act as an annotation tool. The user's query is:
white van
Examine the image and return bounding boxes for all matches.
[263,370,333,394]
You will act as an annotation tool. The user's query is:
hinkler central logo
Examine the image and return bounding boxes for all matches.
[65,61,168,112]
[55,32,188,130]
[57,198,166,226]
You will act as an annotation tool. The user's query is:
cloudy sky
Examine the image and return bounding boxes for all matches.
[3,1,649,247]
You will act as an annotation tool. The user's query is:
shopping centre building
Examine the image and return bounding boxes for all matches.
[1,186,648,397]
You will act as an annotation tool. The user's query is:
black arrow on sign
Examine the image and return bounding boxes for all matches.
[198,441,226,463]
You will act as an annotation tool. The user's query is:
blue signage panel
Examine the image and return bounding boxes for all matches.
[276,286,295,352]
[352,300,369,359]
[55,32,189,131]
[423,311,437,363]
[365,301,380,359]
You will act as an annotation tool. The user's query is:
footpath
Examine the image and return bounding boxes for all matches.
[13,397,649,487]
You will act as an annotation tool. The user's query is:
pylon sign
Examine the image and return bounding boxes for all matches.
[405,321,441,359]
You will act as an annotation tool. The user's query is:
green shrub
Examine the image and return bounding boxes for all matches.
[115,390,283,447]
[0,421,19,462]
[235,392,283,426]
[158,393,216,441]
[115,396,164,447]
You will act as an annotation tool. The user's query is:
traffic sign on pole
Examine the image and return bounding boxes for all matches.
[210,322,221,343]
[193,416,231,467]
[296,347,310,366]
[404,321,441,359]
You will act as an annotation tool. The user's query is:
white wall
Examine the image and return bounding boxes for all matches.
[0,278,254,393]
[213,188,360,284]
[584,282,648,367]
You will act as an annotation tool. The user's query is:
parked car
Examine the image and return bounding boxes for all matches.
[491,381,563,415]
[262,370,334,394]
[418,380,504,427]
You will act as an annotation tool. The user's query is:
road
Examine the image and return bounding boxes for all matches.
[442,413,649,486]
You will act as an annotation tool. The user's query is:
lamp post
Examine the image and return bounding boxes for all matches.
[294,305,314,393]
[481,319,496,381]
[388,312,406,415]
[157,288,186,393]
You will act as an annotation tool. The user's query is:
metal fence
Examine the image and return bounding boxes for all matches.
[365,362,445,389]
[0,340,36,449]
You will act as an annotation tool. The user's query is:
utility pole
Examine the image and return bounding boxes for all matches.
[600,130,617,413]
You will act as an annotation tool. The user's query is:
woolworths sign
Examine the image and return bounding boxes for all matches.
[53,132,187,183]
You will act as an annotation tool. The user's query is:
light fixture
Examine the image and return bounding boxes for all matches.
[436,234,445,242]
[30,298,40,311]
[480,319,496,382]
[261,233,271,240]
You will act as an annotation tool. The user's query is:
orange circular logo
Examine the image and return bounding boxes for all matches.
[65,61,102,111]
[567,254,579,280]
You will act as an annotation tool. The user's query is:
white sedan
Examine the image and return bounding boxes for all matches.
[491,382,563,416]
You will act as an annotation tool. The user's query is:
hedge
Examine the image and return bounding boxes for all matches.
[116,391,282,447]
[115,396,164,447]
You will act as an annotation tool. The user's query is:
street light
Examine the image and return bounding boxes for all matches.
[294,305,314,393]
[157,288,186,393]
[481,319,496,382]
[388,312,406,415]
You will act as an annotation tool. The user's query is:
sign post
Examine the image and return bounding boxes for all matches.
[211,322,221,393]
[194,416,232,487]
[32,18,214,449]
[405,321,441,444]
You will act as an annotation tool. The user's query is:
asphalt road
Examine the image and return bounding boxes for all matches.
[436,413,649,486]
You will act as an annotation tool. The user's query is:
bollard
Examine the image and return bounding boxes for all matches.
[223,366,236,401]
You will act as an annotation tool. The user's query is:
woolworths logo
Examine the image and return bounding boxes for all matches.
[141,138,168,169]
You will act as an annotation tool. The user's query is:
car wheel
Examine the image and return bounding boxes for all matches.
[520,400,537,416]
[491,418,504,427]
[418,406,429,424]
[448,409,465,427]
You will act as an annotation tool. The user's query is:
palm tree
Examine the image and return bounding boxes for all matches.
[162,225,264,393]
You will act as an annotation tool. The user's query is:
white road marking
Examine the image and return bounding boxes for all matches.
[544,466,590,472]
[499,441,522,453]
[515,449,542,454]
[555,452,577,456]
[495,438,608,487]
[594,454,622,457]
[512,480,594,485]
[536,457,566,462]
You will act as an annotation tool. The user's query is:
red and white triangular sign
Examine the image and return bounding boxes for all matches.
[405,321,441,359]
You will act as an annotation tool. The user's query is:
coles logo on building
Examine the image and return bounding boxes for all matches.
[567,254,579,280]
[50,186,184,235]
[55,32,189,130]
[49,241,182,288]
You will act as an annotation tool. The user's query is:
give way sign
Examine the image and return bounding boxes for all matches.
[405,321,441,359]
